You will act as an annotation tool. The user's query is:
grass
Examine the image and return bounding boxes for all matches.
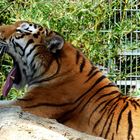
[0,0,139,98]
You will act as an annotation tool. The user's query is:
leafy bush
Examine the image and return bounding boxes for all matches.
[0,0,139,99]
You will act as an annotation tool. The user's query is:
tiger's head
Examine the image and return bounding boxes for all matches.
[0,21,64,96]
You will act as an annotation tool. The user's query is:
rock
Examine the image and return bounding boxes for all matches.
[0,107,105,140]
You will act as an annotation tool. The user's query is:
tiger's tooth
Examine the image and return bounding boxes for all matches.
[10,76,15,80]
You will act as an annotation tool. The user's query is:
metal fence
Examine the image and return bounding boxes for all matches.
[99,0,140,95]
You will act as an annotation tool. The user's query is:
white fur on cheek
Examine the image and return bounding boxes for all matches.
[17,23,38,34]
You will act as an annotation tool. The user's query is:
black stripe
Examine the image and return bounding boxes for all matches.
[33,32,40,38]
[29,63,39,78]
[79,77,111,112]
[91,107,108,127]
[29,52,40,78]
[98,101,119,136]
[104,113,114,139]
[58,98,85,123]
[99,99,120,138]
[45,29,48,35]
[14,42,24,52]
[14,42,24,55]
[25,28,32,32]
[76,50,80,64]
[80,57,86,72]
[30,52,40,67]
[31,64,36,72]
[30,65,46,81]
[129,100,137,110]
[91,83,117,101]
[107,98,120,116]
[22,68,27,77]
[128,111,133,140]
[0,43,7,57]
[99,106,116,137]
[85,70,100,83]
[116,102,129,133]
[99,112,114,137]
[28,65,37,79]
[89,95,120,126]
[30,57,61,85]
[25,27,29,31]
[23,61,27,66]
[25,32,31,35]
[24,102,75,108]
[95,90,119,103]
[92,92,120,113]
[87,66,97,76]
[91,99,119,130]
[31,67,60,84]
[134,99,140,106]
[92,75,106,88]
[26,44,41,58]
[17,98,34,101]
[26,46,35,57]
[16,29,23,33]
[130,99,140,109]
[12,39,17,53]
[92,100,107,112]
[29,57,54,83]
[39,26,43,31]
[34,24,37,29]
[36,56,54,78]
[111,133,114,140]
[99,94,121,113]
[23,39,34,56]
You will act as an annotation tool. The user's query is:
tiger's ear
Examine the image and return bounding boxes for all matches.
[45,33,64,53]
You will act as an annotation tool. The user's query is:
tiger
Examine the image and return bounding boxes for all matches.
[0,21,140,140]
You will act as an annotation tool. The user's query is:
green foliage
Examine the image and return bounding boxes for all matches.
[0,0,139,98]
[132,90,140,97]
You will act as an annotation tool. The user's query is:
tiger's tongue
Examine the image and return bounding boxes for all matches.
[2,67,17,97]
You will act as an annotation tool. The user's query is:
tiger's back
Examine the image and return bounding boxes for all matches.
[0,21,140,140]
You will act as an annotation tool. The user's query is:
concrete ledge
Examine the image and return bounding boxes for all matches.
[0,107,105,140]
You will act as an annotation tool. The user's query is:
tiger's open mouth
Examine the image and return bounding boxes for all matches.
[0,44,22,97]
